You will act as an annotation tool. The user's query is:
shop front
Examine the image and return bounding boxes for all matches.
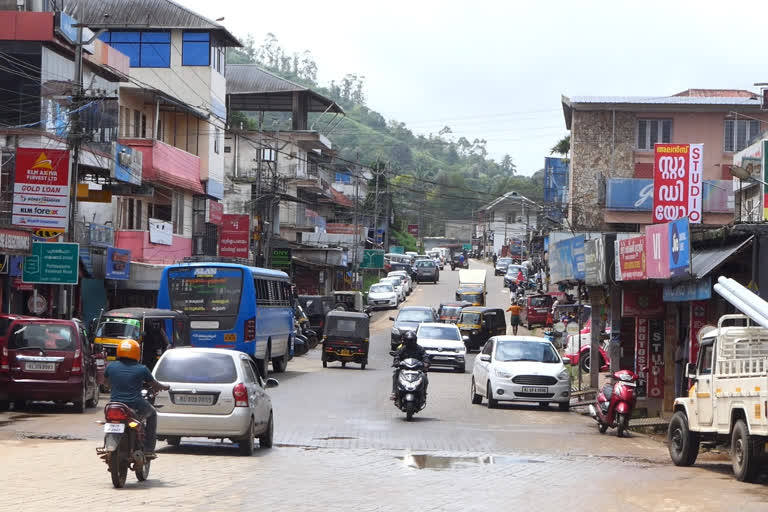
[0,228,33,314]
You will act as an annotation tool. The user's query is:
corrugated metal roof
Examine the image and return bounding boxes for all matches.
[568,95,760,106]
[227,65,308,95]
[691,237,753,279]
[65,0,240,46]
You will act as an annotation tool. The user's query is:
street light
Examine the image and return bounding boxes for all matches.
[730,164,768,186]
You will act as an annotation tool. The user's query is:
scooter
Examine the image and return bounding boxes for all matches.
[588,369,640,437]
[391,357,428,421]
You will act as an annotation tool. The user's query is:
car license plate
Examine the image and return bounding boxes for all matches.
[24,362,56,372]
[104,423,125,434]
[340,349,352,356]
[521,387,547,393]
[174,393,214,405]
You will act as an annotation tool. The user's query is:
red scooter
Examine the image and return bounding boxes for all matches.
[588,369,640,437]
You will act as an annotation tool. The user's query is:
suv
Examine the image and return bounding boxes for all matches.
[494,257,512,276]
[0,318,103,412]
[414,260,439,283]
[390,306,438,350]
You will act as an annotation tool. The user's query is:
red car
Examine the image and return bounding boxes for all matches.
[563,333,610,373]
[519,294,554,330]
[0,318,103,412]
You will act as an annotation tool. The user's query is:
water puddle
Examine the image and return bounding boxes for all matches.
[313,436,357,441]
[399,454,545,470]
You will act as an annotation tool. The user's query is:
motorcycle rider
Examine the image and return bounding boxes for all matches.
[104,339,170,458]
[390,331,429,400]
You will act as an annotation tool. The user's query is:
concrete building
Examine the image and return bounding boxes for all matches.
[476,191,540,258]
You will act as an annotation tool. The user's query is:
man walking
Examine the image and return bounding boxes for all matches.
[506,302,523,335]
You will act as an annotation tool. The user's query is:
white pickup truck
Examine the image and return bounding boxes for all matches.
[668,313,768,481]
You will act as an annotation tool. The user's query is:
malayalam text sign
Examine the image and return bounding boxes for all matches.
[12,148,71,231]
[220,214,250,259]
[645,223,670,279]
[653,143,703,223]
[648,318,665,398]
[622,287,664,317]
[618,236,646,280]
[22,242,79,285]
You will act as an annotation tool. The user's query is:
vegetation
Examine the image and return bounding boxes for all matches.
[228,34,546,236]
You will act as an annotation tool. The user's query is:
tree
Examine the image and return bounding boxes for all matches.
[550,135,570,157]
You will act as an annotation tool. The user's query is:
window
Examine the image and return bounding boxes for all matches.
[133,109,140,137]
[141,113,147,138]
[214,127,220,154]
[724,119,761,152]
[173,191,185,235]
[698,342,714,375]
[335,172,352,184]
[637,119,672,150]
[182,31,210,66]
[121,198,142,230]
[100,31,170,68]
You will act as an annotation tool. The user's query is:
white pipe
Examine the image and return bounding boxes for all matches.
[714,284,768,329]
[717,276,768,321]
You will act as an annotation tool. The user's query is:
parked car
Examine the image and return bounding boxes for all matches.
[153,347,278,455]
[520,294,555,330]
[379,277,406,303]
[416,322,467,372]
[390,306,438,350]
[414,259,439,283]
[470,336,571,410]
[388,270,413,294]
[367,283,399,310]
[495,257,513,276]
[389,262,417,281]
[504,265,528,288]
[385,274,410,297]
[0,318,103,412]
[563,333,610,373]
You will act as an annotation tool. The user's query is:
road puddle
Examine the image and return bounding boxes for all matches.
[399,454,544,469]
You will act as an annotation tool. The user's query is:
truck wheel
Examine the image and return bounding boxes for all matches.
[732,419,760,482]
[668,411,699,466]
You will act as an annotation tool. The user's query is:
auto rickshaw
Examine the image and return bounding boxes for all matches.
[332,291,366,312]
[321,310,370,369]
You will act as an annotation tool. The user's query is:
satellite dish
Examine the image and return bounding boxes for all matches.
[697,324,717,344]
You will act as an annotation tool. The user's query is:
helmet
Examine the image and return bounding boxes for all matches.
[116,339,141,361]
[403,330,417,346]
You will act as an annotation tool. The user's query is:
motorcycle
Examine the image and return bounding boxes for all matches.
[391,356,428,421]
[96,389,162,488]
[588,369,640,437]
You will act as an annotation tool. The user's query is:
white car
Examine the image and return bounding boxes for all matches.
[153,348,278,455]
[380,277,406,303]
[416,322,467,373]
[388,270,413,294]
[470,336,570,411]
[368,283,398,309]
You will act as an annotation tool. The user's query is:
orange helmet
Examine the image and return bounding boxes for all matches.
[116,339,141,361]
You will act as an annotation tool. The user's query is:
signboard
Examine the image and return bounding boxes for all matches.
[22,242,79,285]
[325,223,356,235]
[648,318,665,398]
[271,248,292,270]
[207,200,223,225]
[645,223,670,279]
[106,247,131,280]
[0,228,32,254]
[112,142,143,185]
[407,224,419,237]
[105,183,154,197]
[605,178,732,213]
[635,318,649,398]
[690,301,708,363]
[618,237,646,280]
[663,277,712,302]
[652,143,703,223]
[360,249,384,269]
[220,214,250,259]
[462,243,472,251]
[149,218,173,246]
[390,245,405,254]
[27,293,47,315]
[88,223,115,248]
[12,148,71,231]
[622,288,664,317]
[584,237,607,286]
[550,235,586,282]
[79,247,93,276]
[668,217,691,278]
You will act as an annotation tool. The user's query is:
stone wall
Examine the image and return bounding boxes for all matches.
[569,110,636,229]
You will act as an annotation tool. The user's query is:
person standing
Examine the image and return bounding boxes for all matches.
[492,253,498,265]
[506,302,523,335]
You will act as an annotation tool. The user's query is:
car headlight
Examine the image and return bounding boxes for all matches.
[558,369,569,381]
[494,368,512,379]
[471,330,478,335]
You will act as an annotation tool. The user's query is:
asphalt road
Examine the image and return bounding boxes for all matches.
[1,259,768,511]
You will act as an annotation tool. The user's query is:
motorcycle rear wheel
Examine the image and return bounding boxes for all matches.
[109,453,128,488]
[135,459,151,481]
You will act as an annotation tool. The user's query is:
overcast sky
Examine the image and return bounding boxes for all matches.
[182,0,767,176]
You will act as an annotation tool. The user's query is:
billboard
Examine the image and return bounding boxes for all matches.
[407,224,419,237]
[653,143,703,223]
[219,214,250,259]
[544,157,568,221]
[645,223,670,279]
[618,236,646,280]
[112,142,143,185]
[549,235,586,283]
[605,178,732,213]
[12,148,71,231]
[106,247,131,280]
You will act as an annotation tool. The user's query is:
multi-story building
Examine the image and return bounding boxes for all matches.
[476,191,540,258]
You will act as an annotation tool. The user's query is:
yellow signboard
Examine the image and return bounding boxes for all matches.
[77,184,112,203]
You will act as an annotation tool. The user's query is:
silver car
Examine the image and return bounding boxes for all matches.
[153,348,279,455]
[380,277,406,303]
[416,322,467,373]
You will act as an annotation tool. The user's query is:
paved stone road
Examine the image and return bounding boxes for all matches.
[2,260,768,511]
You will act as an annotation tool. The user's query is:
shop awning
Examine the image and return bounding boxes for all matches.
[691,237,753,279]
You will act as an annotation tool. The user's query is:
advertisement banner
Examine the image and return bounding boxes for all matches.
[606,178,733,212]
[645,223,670,279]
[653,143,703,223]
[149,218,173,246]
[635,317,649,398]
[326,223,356,235]
[112,142,143,185]
[584,237,606,285]
[663,277,712,302]
[622,288,664,317]
[271,248,291,270]
[12,148,71,231]
[690,301,708,363]
[220,214,250,259]
[407,224,419,237]
[668,217,691,278]
[207,200,223,225]
[648,318,665,399]
[618,236,646,280]
[105,247,131,280]
[0,228,32,254]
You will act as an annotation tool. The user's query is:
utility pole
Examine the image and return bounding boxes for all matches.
[352,154,360,288]
[384,167,391,251]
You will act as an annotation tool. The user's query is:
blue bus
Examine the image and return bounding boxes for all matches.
[157,262,293,376]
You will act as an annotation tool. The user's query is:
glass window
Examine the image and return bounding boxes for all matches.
[724,119,762,152]
[495,340,559,363]
[155,351,237,383]
[636,119,672,150]
[698,342,714,375]
[242,359,257,383]
[214,127,220,154]
[183,31,211,66]
[417,325,461,341]
[101,31,170,68]
[10,324,75,351]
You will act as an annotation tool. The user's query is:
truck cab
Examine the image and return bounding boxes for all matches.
[668,314,768,482]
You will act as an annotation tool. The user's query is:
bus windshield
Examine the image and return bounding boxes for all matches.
[168,267,243,316]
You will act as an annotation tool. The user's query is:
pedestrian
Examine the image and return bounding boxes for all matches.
[516,269,525,286]
[492,253,498,265]
[508,281,518,302]
[506,302,523,335]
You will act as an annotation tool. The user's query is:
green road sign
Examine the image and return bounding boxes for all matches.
[390,245,404,254]
[23,242,79,285]
[462,243,472,250]
[360,249,384,269]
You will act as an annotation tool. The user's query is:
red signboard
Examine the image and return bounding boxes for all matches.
[635,317,649,397]
[622,288,664,317]
[12,148,71,231]
[690,300,708,363]
[219,214,249,259]
[652,143,703,224]
[325,223,356,235]
[0,228,32,254]
[618,236,646,280]
[645,223,670,279]
[407,224,419,237]
[648,318,665,398]
[208,200,223,225]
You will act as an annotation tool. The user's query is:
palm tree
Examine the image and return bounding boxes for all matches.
[550,135,570,158]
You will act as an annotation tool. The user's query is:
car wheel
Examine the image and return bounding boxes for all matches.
[259,412,274,449]
[86,382,99,408]
[667,411,699,466]
[486,381,498,409]
[239,417,256,456]
[580,352,591,373]
[732,419,759,482]
[73,385,86,413]
[470,378,482,404]
[256,344,271,380]
[166,436,181,447]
